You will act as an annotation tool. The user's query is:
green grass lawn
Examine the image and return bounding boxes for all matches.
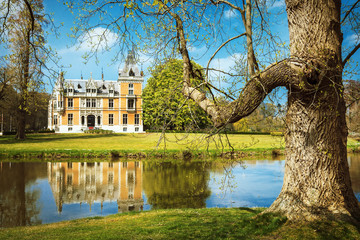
[0,132,285,152]
[0,133,358,158]
[0,208,359,240]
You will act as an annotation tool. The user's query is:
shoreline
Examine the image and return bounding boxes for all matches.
[0,148,285,161]
[1,147,360,161]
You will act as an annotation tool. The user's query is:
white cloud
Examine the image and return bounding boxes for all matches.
[59,27,119,54]
[209,53,245,73]
[345,34,360,44]
[189,45,207,54]
[224,9,238,19]
[269,0,285,9]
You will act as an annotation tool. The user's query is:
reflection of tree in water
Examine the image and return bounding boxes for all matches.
[143,161,211,209]
[349,155,360,194]
[0,163,45,227]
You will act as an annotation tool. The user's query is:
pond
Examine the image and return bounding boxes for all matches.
[1,155,360,228]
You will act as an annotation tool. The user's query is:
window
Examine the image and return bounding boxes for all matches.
[128,83,134,95]
[135,127,139,132]
[123,127,127,132]
[135,114,140,125]
[68,98,73,108]
[109,99,114,109]
[58,101,63,108]
[92,89,96,93]
[68,162,72,168]
[67,175,73,185]
[86,89,91,93]
[109,89,113,94]
[97,116,101,125]
[108,173,114,184]
[91,99,96,108]
[81,116,85,125]
[54,115,58,125]
[129,68,135,76]
[109,114,114,125]
[123,114,128,125]
[127,99,135,109]
[54,102,57,109]
[68,127,73,131]
[68,114,73,125]
[68,88,73,93]
[86,99,91,107]
[108,162,113,168]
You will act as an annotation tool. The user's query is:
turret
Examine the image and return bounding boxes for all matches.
[118,45,140,79]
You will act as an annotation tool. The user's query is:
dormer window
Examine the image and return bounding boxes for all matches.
[92,89,96,93]
[68,88,73,93]
[86,89,91,93]
[109,90,114,94]
[129,68,135,76]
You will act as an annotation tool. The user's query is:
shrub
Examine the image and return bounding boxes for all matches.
[84,129,114,134]
[270,132,284,136]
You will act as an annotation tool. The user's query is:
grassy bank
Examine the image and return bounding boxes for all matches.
[0,133,359,159]
[0,208,359,240]
[0,132,285,159]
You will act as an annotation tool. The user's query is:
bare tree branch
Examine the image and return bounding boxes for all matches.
[23,0,35,32]
[205,33,246,80]
[341,0,360,24]
[343,42,360,66]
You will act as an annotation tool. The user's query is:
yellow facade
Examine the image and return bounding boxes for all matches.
[48,49,144,133]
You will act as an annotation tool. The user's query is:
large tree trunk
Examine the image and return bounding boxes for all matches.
[171,0,360,223]
[267,0,360,223]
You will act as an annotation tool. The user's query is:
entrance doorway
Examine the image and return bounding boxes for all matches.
[87,115,95,129]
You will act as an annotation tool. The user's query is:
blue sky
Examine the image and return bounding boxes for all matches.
[37,1,360,92]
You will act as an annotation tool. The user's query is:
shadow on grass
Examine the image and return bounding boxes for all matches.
[0,133,128,145]
[273,220,360,240]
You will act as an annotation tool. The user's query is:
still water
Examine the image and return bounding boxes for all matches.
[1,155,360,228]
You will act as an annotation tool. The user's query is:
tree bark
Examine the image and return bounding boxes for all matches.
[15,28,31,140]
[179,0,360,223]
[265,0,360,223]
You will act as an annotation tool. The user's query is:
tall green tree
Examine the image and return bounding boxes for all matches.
[6,0,50,139]
[66,0,360,223]
[143,59,212,131]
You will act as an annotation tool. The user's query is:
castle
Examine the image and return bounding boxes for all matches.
[48,49,144,133]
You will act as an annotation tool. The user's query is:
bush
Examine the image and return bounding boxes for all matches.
[2,130,55,135]
[2,131,16,135]
[270,132,284,136]
[38,130,55,133]
[84,129,114,134]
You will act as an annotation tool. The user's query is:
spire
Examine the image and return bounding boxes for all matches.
[102,67,104,81]
[140,63,144,76]
[118,44,142,79]
[81,71,83,80]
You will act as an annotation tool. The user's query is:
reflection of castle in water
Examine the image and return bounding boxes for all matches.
[47,162,143,213]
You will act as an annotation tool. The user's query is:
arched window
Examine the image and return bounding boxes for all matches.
[129,68,135,76]
[81,116,85,125]
[97,116,101,125]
